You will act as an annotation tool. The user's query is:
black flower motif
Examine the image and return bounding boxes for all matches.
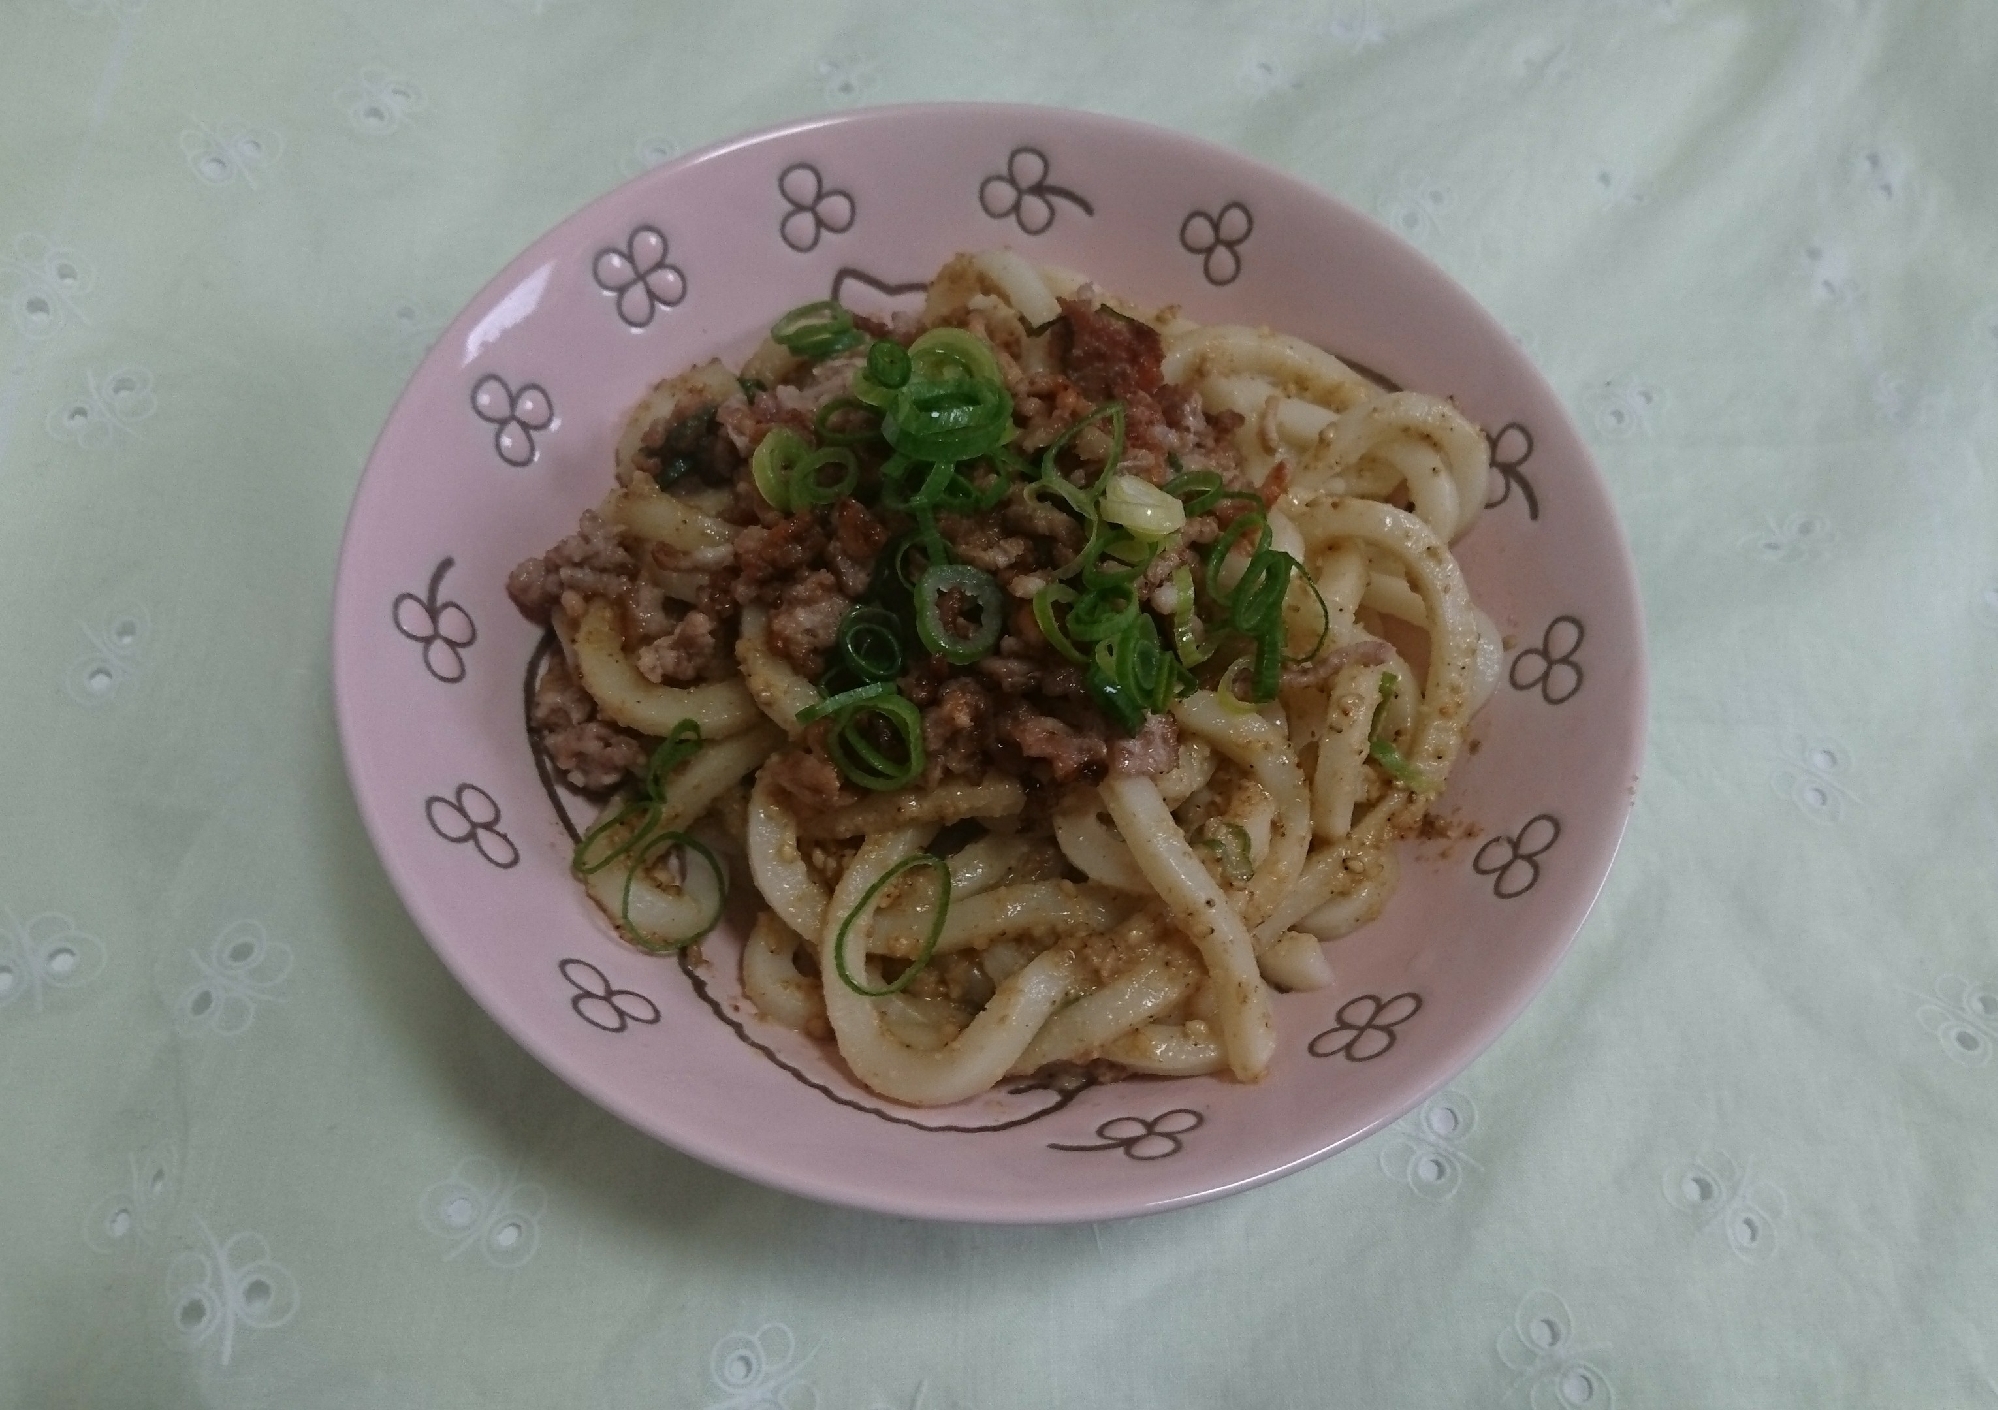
[1473,815,1561,900]
[592,224,686,329]
[1180,202,1254,286]
[979,147,1093,235]
[778,163,854,253]
[1510,616,1584,704]
[391,556,476,683]
[558,958,661,1034]
[1049,1108,1204,1160]
[1309,992,1423,1061]
[470,374,553,467]
[1484,421,1539,520]
[424,783,518,869]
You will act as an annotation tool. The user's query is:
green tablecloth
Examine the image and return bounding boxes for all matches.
[5,2,1995,1404]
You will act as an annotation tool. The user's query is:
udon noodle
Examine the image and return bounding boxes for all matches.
[506,249,1499,1106]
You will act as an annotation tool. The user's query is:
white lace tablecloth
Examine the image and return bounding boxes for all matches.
[5,2,1994,1404]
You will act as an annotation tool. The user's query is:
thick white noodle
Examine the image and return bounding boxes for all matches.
[637,724,780,836]
[1297,847,1399,940]
[606,485,734,560]
[1291,498,1477,819]
[1468,605,1504,713]
[1101,1022,1228,1076]
[818,829,1080,1107]
[1250,795,1399,946]
[1260,929,1335,991]
[1313,661,1388,840]
[745,766,830,940]
[871,881,1131,959]
[970,248,1061,328]
[1053,740,1216,891]
[1290,392,1490,530]
[1008,948,1201,1074]
[579,805,726,944]
[735,606,822,737]
[1101,774,1276,1082]
[798,777,1026,839]
[1371,438,1462,543]
[1053,797,1152,893]
[741,912,824,1033]
[574,600,761,739]
[613,358,741,482]
[1174,694,1310,933]
[1164,326,1376,411]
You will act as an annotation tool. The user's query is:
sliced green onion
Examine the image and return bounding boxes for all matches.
[1101,473,1187,540]
[1227,551,1294,635]
[1286,562,1333,667]
[814,396,881,447]
[1216,657,1260,714]
[1080,533,1155,590]
[835,606,905,683]
[1084,663,1146,734]
[1204,511,1274,605]
[1039,402,1126,491]
[1369,738,1436,792]
[1162,469,1226,515]
[796,679,897,725]
[788,446,860,507]
[832,852,952,997]
[884,376,1014,462]
[914,564,1004,664]
[771,300,864,360]
[1196,819,1256,885]
[620,830,727,952]
[866,339,912,389]
[1032,583,1087,664]
[1169,566,1214,667]
[908,326,1004,386]
[570,722,725,950]
[827,692,925,791]
[751,427,809,512]
[1065,582,1140,643]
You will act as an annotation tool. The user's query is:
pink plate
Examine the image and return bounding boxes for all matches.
[332,104,1645,1223]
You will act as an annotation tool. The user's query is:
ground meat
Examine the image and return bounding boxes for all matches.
[767,570,850,678]
[734,513,828,602]
[921,677,993,783]
[938,512,1032,574]
[1061,298,1165,403]
[634,609,720,685]
[1281,637,1395,692]
[996,705,1107,784]
[1001,488,1086,550]
[826,499,888,597]
[764,744,853,812]
[1109,712,1180,777]
[634,402,739,488]
[530,656,648,790]
[506,510,634,623]
[619,580,675,644]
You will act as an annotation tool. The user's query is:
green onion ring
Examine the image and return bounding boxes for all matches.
[1031,583,1087,664]
[751,427,810,512]
[618,829,727,952]
[787,445,860,507]
[771,300,865,360]
[914,564,1004,664]
[835,606,905,683]
[866,339,912,389]
[1065,582,1141,643]
[814,396,882,447]
[826,692,925,791]
[832,852,952,997]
